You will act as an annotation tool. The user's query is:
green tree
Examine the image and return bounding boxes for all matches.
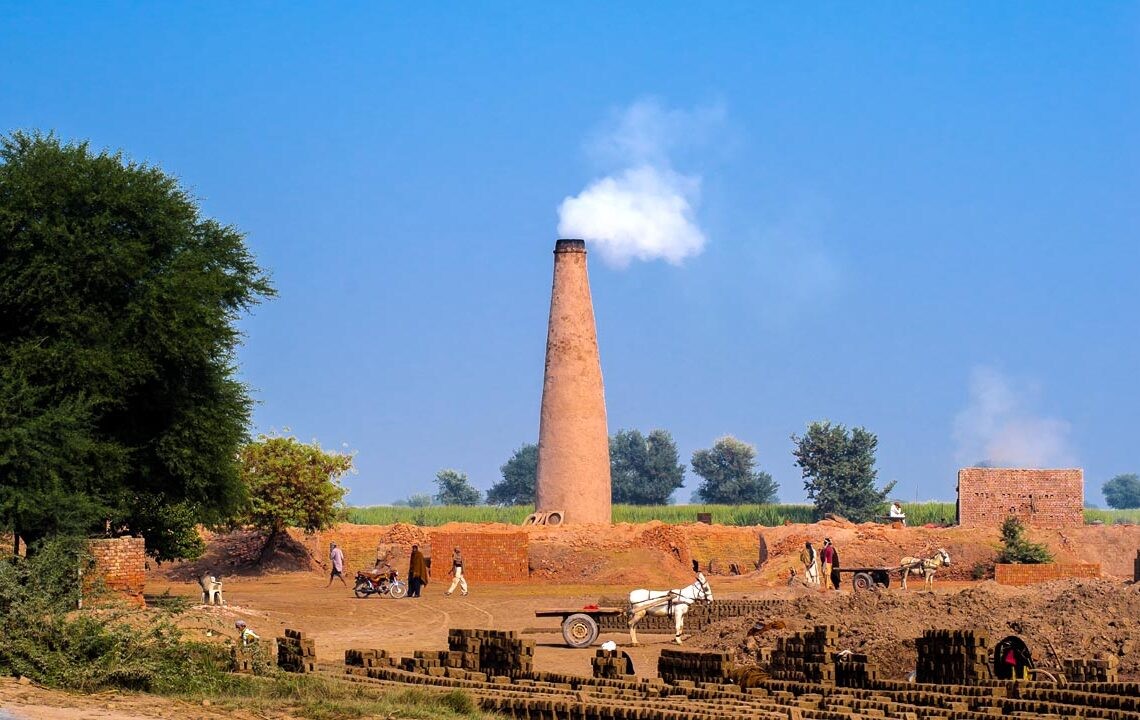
[610,429,686,504]
[0,132,273,559]
[1103,473,1140,509]
[690,436,778,504]
[997,516,1053,564]
[237,435,352,556]
[433,469,481,506]
[792,420,893,522]
[487,444,537,505]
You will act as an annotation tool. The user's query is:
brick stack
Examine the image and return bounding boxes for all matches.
[277,628,316,673]
[597,598,787,634]
[915,629,991,684]
[445,628,534,677]
[657,648,734,685]
[767,625,837,685]
[429,531,529,582]
[1064,654,1119,683]
[957,467,1084,529]
[994,562,1100,585]
[230,645,257,673]
[345,648,393,668]
[401,650,448,674]
[591,648,631,679]
[834,652,880,688]
[85,537,147,607]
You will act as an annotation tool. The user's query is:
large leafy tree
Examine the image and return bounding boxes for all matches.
[690,436,778,504]
[433,469,481,506]
[487,443,537,506]
[1103,473,1140,509]
[0,132,273,559]
[237,435,352,552]
[792,420,893,522]
[610,429,686,504]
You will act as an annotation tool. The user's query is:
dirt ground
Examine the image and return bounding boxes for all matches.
[4,519,1139,719]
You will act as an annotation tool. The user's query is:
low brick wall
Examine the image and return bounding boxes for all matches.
[86,536,147,606]
[429,530,528,583]
[995,562,1100,585]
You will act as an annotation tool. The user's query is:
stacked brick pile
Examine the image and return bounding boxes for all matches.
[657,648,734,685]
[230,645,257,673]
[597,598,786,634]
[768,625,837,685]
[1064,654,1119,683]
[277,628,316,673]
[915,629,991,684]
[429,531,529,582]
[85,537,147,607]
[957,467,1083,529]
[445,628,534,677]
[995,562,1100,585]
[834,652,880,688]
[401,650,447,674]
[345,648,393,668]
[591,648,632,679]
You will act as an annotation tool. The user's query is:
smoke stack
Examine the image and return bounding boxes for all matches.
[535,239,612,524]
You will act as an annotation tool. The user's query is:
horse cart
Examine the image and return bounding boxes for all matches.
[534,607,623,648]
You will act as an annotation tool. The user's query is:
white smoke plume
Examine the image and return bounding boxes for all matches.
[952,366,1076,468]
[558,99,720,268]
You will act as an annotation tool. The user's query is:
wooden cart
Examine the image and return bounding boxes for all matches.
[533,607,625,648]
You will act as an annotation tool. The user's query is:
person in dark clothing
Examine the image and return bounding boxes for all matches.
[829,546,842,590]
[407,544,429,598]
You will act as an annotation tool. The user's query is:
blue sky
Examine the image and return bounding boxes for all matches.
[3,3,1138,506]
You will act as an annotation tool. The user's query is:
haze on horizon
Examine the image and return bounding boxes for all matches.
[3,4,1137,507]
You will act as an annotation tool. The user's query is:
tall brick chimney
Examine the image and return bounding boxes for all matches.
[535,239,612,524]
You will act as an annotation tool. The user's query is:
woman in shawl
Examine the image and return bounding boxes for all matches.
[407,544,429,598]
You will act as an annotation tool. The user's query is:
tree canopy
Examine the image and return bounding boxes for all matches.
[237,435,352,540]
[791,420,893,522]
[433,469,481,506]
[0,132,273,559]
[1103,473,1140,510]
[487,444,537,506]
[610,429,686,504]
[690,436,778,504]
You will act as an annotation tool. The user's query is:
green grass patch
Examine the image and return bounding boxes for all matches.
[1083,508,1140,525]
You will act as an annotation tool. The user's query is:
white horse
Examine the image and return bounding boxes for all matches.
[627,572,713,646]
[899,548,950,590]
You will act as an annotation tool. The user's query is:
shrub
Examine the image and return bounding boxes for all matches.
[996,516,1053,564]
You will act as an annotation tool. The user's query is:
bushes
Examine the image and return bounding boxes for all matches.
[997,516,1053,564]
[0,537,236,692]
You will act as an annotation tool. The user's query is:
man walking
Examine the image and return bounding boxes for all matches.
[407,543,429,598]
[327,542,347,587]
[819,538,836,591]
[445,546,468,597]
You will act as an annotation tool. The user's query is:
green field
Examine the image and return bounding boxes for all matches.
[345,502,1140,527]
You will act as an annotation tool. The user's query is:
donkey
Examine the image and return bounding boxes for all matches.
[627,572,713,646]
[197,573,224,605]
[898,548,951,590]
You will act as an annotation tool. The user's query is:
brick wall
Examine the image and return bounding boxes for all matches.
[428,530,529,583]
[86,537,147,607]
[957,468,1083,529]
[995,562,1099,585]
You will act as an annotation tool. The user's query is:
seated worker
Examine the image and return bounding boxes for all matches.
[888,501,907,526]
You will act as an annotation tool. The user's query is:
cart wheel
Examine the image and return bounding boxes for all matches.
[388,580,408,599]
[561,613,599,648]
[852,572,875,591]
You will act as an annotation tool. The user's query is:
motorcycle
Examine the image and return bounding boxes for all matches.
[353,566,408,599]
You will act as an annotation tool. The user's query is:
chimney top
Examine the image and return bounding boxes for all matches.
[554,239,586,254]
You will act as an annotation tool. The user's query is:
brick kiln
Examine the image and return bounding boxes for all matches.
[535,239,612,525]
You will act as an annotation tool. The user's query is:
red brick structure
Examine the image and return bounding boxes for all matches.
[995,562,1099,585]
[956,467,1083,529]
[86,536,147,607]
[428,530,529,582]
[535,239,612,525]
